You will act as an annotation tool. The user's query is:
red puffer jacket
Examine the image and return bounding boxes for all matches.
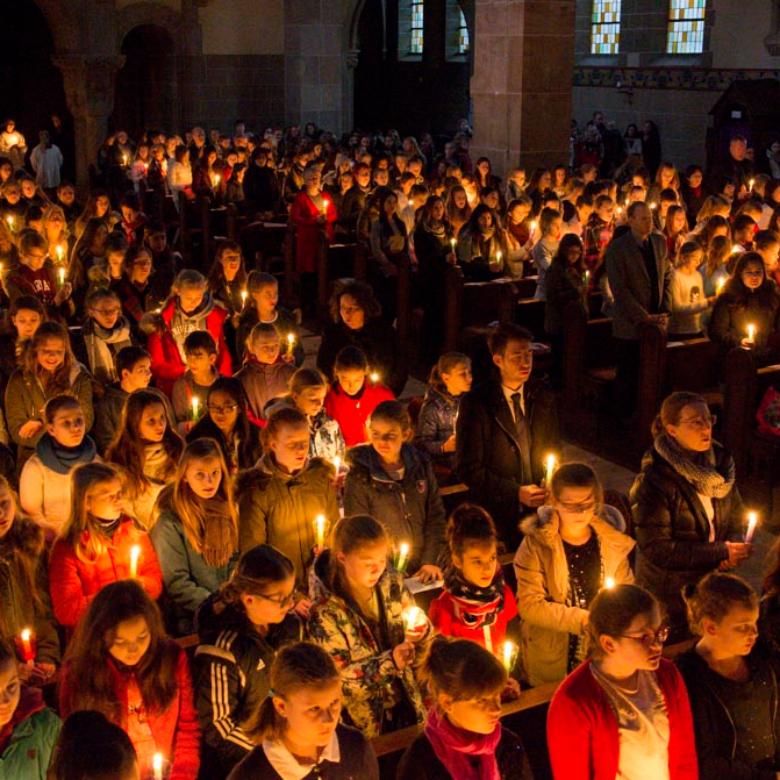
[145,297,233,396]
[49,517,163,628]
[59,641,200,780]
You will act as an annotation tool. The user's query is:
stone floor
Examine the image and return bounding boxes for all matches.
[301,328,773,591]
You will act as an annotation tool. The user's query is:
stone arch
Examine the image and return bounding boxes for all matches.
[116,2,198,56]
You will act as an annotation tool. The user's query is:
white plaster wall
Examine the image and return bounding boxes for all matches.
[199,0,284,54]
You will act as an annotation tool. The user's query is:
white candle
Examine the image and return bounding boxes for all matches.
[57,267,65,288]
[152,752,164,780]
[747,323,756,344]
[321,198,329,217]
[544,453,558,486]
[731,244,741,255]
[122,154,129,167]
[496,249,503,264]
[649,201,657,211]
[240,289,248,310]
[530,220,538,235]
[749,178,755,191]
[396,542,410,573]
[314,514,326,547]
[402,605,426,634]
[501,640,517,672]
[450,237,456,252]
[333,455,341,474]
[6,215,14,232]
[129,545,141,579]
[214,173,221,187]
[745,511,759,543]
[604,576,616,590]
[716,277,726,295]
[287,333,295,356]
[55,244,64,263]
[584,270,591,286]
[191,396,200,421]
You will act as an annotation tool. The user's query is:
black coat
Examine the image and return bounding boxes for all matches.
[455,378,558,548]
[676,640,780,780]
[630,443,744,632]
[396,726,533,780]
[316,319,408,397]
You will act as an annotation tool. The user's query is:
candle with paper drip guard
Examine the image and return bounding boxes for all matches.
[745,511,759,543]
[18,628,35,664]
[191,395,200,422]
[543,453,558,487]
[314,514,326,548]
[395,542,410,573]
[746,323,756,345]
[129,545,141,579]
[501,641,518,672]
[402,605,427,636]
[286,332,296,358]
[153,752,164,780]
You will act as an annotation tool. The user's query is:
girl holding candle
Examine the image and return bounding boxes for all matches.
[19,394,102,537]
[150,438,240,636]
[308,514,429,737]
[59,580,200,780]
[195,544,303,780]
[631,391,749,640]
[107,390,183,530]
[48,462,163,629]
[187,377,263,473]
[709,251,780,367]
[698,233,731,299]
[171,330,220,433]
[668,241,714,341]
[235,271,302,365]
[396,636,533,780]
[266,367,345,465]
[415,352,472,473]
[514,462,635,686]
[344,400,446,581]
[455,204,507,281]
[547,583,697,780]
[4,321,93,466]
[207,240,248,364]
[0,637,61,779]
[323,346,395,448]
[236,407,337,584]
[227,642,379,780]
[677,573,780,778]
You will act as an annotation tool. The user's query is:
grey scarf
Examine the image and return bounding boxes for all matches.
[654,433,735,499]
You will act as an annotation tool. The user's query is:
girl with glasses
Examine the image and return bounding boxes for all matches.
[631,391,749,641]
[677,573,780,778]
[514,462,635,686]
[547,583,697,780]
[195,544,303,780]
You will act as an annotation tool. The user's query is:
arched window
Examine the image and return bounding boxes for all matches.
[446,0,469,60]
[590,0,621,54]
[457,8,469,54]
[399,0,424,60]
[666,0,706,53]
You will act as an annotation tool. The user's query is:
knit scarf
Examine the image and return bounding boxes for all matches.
[194,495,237,568]
[654,433,735,499]
[83,318,131,383]
[170,293,215,362]
[443,565,505,631]
[143,443,171,483]
[424,707,502,780]
[36,432,97,475]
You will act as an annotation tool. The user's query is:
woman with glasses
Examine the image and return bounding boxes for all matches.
[195,544,303,780]
[514,462,635,686]
[709,251,780,368]
[547,583,698,780]
[630,391,749,641]
[187,377,262,473]
[677,573,780,778]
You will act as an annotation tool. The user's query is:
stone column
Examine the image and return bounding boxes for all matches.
[53,54,125,191]
[470,0,576,177]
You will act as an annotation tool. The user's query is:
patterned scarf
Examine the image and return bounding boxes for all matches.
[443,565,505,631]
[654,433,735,499]
[194,496,237,568]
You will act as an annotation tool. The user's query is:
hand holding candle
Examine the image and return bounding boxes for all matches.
[129,545,141,579]
[745,511,759,543]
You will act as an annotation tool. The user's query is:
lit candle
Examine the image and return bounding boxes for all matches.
[314,514,326,548]
[530,220,538,235]
[731,244,741,255]
[129,545,141,579]
[333,455,341,475]
[747,323,756,345]
[321,198,329,217]
[19,628,35,663]
[6,215,14,232]
[55,244,64,263]
[191,395,200,421]
[716,277,726,295]
[745,511,759,543]
[286,332,295,357]
[240,289,248,310]
[402,605,426,634]
[122,154,129,167]
[649,201,657,211]
[369,371,380,384]
[152,753,164,780]
[616,205,623,216]
[501,640,517,672]
[749,178,755,191]
[214,173,221,187]
[396,542,410,573]
[58,267,65,288]
[603,576,616,590]
[450,237,456,253]
[496,249,503,265]
[584,270,591,287]
[544,453,558,486]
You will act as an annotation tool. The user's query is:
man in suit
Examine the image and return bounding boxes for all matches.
[606,200,672,419]
[456,323,558,548]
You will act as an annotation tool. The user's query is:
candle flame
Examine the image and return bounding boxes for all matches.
[604,577,616,590]
[502,640,517,671]
[152,753,164,780]
[403,605,425,632]
[20,628,31,642]
[369,371,380,384]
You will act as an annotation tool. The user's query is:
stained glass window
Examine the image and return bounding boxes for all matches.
[410,1,424,55]
[457,9,469,55]
[591,0,621,54]
[667,0,706,54]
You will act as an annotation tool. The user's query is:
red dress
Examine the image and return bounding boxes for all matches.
[290,191,337,273]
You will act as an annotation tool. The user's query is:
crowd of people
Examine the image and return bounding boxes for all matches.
[0,108,777,780]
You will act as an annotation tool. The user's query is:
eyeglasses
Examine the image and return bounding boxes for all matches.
[558,500,596,513]
[678,414,716,430]
[94,307,122,316]
[618,626,670,648]
[255,590,296,607]
[208,403,238,415]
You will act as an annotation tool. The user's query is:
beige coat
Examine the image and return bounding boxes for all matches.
[513,506,635,686]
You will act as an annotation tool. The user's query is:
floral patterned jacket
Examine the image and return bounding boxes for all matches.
[307,552,429,737]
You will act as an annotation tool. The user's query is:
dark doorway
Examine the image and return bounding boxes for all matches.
[111,25,178,136]
[0,0,71,169]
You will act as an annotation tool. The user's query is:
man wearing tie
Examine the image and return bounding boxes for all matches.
[456,323,558,548]
[606,201,672,420]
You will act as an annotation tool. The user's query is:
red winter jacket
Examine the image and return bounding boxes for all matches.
[59,642,200,780]
[547,658,698,780]
[49,517,163,628]
[145,297,233,396]
[428,583,517,651]
[290,191,337,273]
[324,381,395,448]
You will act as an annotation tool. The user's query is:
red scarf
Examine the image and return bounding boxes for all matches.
[424,707,502,780]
